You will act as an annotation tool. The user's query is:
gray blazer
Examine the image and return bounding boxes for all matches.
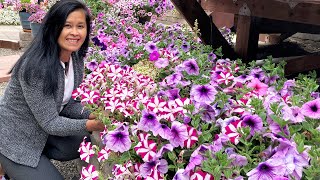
[0,53,91,167]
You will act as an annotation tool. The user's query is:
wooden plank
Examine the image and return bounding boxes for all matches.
[235,15,252,60]
[285,55,320,75]
[171,0,238,59]
[201,0,320,26]
[235,15,260,61]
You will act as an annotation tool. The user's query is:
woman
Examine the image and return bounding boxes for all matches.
[0,0,104,179]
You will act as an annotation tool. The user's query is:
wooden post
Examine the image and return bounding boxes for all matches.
[170,0,238,59]
[235,15,260,62]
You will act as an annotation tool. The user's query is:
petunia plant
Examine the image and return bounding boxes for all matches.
[75,0,320,179]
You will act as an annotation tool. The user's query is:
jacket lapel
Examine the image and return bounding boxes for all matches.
[56,65,65,112]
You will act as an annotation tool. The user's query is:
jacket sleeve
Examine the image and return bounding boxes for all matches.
[19,71,89,137]
[59,99,91,119]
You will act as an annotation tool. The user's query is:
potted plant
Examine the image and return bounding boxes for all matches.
[28,9,46,37]
[13,0,40,30]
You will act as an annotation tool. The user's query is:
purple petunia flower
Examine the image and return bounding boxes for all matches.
[103,125,131,153]
[183,116,191,124]
[301,98,320,119]
[198,103,216,123]
[242,114,263,135]
[155,144,174,159]
[125,26,133,34]
[183,59,199,75]
[311,92,320,99]
[153,124,172,140]
[190,84,217,105]
[250,67,265,81]
[181,42,190,52]
[86,60,98,71]
[208,52,217,61]
[247,159,286,180]
[145,41,158,53]
[140,159,168,178]
[138,110,160,133]
[155,58,169,68]
[169,121,188,147]
[229,153,248,167]
[290,106,305,123]
[166,88,180,100]
[155,6,162,14]
[173,169,189,180]
[234,74,253,84]
[165,73,182,86]
[184,155,203,173]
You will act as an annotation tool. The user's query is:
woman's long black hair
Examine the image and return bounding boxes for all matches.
[12,0,91,95]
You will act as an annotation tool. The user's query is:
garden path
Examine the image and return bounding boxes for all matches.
[0,25,21,83]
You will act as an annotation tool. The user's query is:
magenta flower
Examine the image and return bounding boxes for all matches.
[79,140,95,163]
[134,138,157,162]
[149,51,160,61]
[247,159,286,180]
[183,59,199,75]
[247,78,268,96]
[190,84,217,105]
[138,110,160,133]
[242,114,263,135]
[301,98,320,119]
[169,121,188,147]
[103,125,131,153]
[97,147,111,162]
[183,126,198,148]
[81,164,99,180]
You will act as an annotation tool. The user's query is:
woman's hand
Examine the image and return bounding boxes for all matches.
[88,113,96,120]
[85,119,105,132]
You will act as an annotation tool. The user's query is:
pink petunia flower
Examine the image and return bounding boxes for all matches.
[301,98,320,119]
[247,78,268,96]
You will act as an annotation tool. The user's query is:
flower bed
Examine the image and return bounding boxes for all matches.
[75,1,320,180]
[0,8,20,25]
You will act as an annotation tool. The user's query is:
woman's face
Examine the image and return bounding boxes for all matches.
[58,9,87,61]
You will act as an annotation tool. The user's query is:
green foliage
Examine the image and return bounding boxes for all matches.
[84,0,110,17]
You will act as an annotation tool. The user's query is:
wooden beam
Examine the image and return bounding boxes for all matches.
[170,0,238,59]
[285,55,320,76]
[235,15,260,62]
[201,0,320,26]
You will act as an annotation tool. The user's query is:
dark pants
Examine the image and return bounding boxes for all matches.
[0,135,88,180]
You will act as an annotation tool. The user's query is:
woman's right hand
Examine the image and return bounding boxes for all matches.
[85,119,105,132]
